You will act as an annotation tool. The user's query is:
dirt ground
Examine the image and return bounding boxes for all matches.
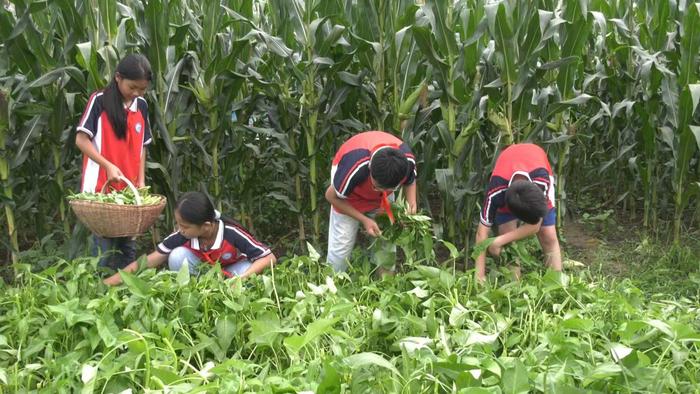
[560,216,634,275]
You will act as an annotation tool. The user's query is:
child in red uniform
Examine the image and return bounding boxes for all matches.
[75,54,152,270]
[325,131,418,274]
[103,191,276,286]
[474,143,562,282]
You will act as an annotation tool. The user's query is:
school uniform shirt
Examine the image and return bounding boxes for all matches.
[156,220,271,277]
[331,131,416,213]
[480,143,555,227]
[77,92,152,192]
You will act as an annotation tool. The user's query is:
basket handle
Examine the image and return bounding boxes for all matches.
[101,176,142,206]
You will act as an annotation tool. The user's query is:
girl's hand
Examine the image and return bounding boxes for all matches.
[103,273,123,286]
[105,163,124,183]
[230,276,243,288]
[362,217,382,237]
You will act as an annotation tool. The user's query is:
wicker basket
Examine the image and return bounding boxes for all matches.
[69,177,167,238]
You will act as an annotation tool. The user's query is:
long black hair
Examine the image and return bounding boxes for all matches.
[175,191,242,228]
[103,54,152,140]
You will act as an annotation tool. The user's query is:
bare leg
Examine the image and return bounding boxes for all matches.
[537,225,562,271]
[497,221,521,280]
[374,266,396,278]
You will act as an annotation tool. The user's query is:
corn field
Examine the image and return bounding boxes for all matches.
[2,1,700,392]
[1,0,700,258]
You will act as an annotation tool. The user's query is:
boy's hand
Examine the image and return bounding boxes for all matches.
[487,243,502,257]
[407,202,417,215]
[103,273,123,286]
[362,217,382,237]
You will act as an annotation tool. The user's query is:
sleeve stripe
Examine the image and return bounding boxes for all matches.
[78,92,101,129]
[337,159,369,196]
[76,126,94,138]
[407,157,417,178]
[158,231,183,254]
[157,243,171,254]
[226,225,268,252]
[248,249,272,262]
[481,186,508,226]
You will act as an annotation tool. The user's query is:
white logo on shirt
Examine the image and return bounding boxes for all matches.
[222,253,233,260]
[135,123,142,133]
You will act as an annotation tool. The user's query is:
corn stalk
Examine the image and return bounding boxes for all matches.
[0,89,17,264]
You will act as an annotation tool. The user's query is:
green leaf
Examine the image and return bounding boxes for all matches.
[316,359,342,394]
[488,3,517,87]
[95,314,118,347]
[609,343,633,362]
[176,259,190,286]
[689,125,700,151]
[441,240,460,259]
[502,359,529,394]
[546,94,595,118]
[98,0,117,42]
[680,3,700,86]
[471,237,496,260]
[249,312,293,348]
[518,8,542,65]
[118,270,150,298]
[412,25,448,72]
[343,352,399,376]
[284,317,340,355]
[144,0,169,78]
[561,317,594,332]
[215,315,237,355]
[307,242,321,262]
[583,362,623,386]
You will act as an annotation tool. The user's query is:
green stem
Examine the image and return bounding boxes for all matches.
[3,190,17,264]
[52,146,70,237]
[210,113,221,209]
[306,108,319,241]
[555,114,566,228]
[377,0,386,130]
[0,91,16,264]
[290,125,307,252]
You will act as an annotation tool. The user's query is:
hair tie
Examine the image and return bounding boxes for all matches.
[214,209,221,220]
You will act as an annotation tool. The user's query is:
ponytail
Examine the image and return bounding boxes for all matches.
[176,192,244,228]
[103,54,152,140]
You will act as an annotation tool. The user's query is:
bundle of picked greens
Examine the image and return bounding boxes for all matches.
[373,199,436,267]
[67,186,162,205]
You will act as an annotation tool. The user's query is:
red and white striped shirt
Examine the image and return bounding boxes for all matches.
[77,91,151,192]
[331,131,416,213]
[480,144,555,226]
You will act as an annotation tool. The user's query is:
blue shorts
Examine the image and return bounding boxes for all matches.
[494,207,557,227]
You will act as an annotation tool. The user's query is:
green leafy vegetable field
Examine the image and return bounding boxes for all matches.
[1,249,698,393]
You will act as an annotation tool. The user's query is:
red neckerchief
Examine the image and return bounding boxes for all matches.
[380,191,395,224]
[199,247,234,278]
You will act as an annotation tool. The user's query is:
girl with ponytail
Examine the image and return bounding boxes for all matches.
[75,54,153,270]
[103,191,276,286]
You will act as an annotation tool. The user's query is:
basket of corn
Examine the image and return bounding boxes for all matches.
[68,176,166,238]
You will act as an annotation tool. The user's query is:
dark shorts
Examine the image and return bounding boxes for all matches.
[494,207,557,227]
[92,235,137,270]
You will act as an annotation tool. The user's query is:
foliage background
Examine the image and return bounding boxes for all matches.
[2,0,700,261]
